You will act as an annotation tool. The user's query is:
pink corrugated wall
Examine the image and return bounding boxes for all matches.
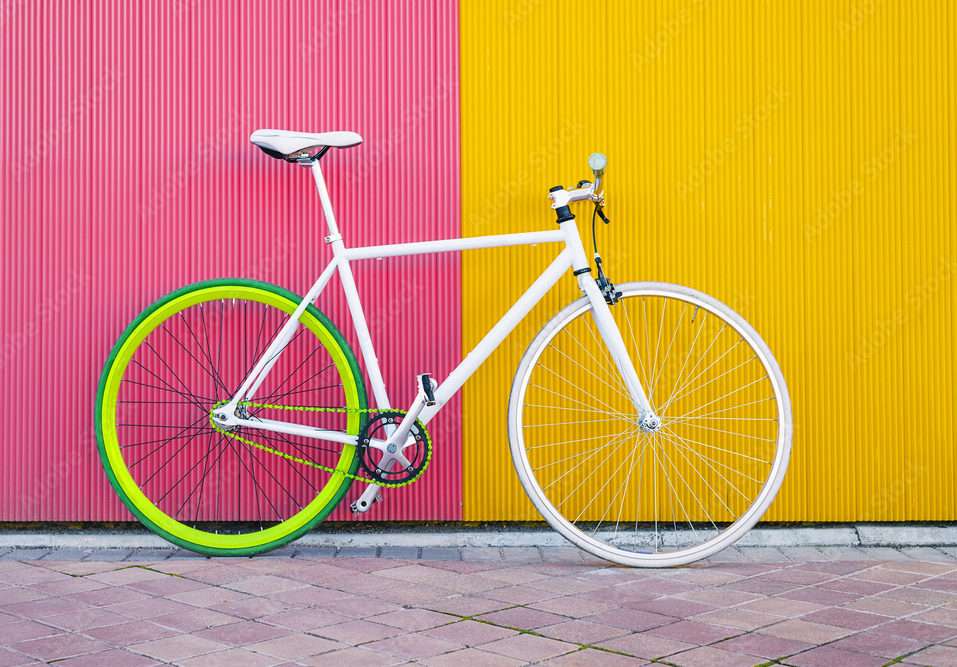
[0,0,461,521]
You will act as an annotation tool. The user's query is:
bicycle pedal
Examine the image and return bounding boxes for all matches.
[418,373,436,406]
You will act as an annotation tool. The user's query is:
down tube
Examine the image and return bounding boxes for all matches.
[419,250,572,425]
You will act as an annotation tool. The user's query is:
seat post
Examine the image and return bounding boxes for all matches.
[309,161,342,241]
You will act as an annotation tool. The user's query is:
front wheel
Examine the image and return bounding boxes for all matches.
[508,282,792,567]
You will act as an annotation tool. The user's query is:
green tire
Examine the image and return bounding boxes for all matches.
[95,279,367,556]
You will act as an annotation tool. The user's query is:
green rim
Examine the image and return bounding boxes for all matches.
[94,279,367,556]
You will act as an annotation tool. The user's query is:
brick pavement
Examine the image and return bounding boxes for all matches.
[1,546,956,665]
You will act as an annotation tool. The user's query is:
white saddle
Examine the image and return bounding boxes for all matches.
[250,128,362,161]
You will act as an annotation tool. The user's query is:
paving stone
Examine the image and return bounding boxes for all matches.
[545,648,647,665]
[855,546,914,561]
[904,644,957,666]
[312,619,401,644]
[13,633,110,661]
[0,646,39,666]
[122,549,174,562]
[0,620,62,643]
[195,620,290,645]
[936,546,957,559]
[802,606,888,630]
[480,633,576,662]
[293,546,337,559]
[0,549,52,561]
[178,647,279,667]
[166,549,209,560]
[335,547,380,558]
[253,546,298,559]
[42,548,93,561]
[224,574,306,596]
[739,546,788,562]
[477,606,568,630]
[691,607,777,632]
[149,608,239,633]
[86,620,179,646]
[259,607,351,632]
[901,546,957,562]
[829,628,925,658]
[760,619,852,644]
[301,646,407,666]
[362,632,462,660]
[484,583,562,605]
[703,547,750,563]
[417,647,524,666]
[785,645,888,667]
[421,619,517,647]
[666,645,762,667]
[540,547,587,563]
[537,619,632,644]
[40,606,128,632]
[586,608,675,633]
[424,595,511,617]
[378,546,420,560]
[529,594,615,618]
[91,549,134,562]
[879,619,957,642]
[52,648,160,667]
[130,634,229,662]
[645,620,737,646]
[420,547,462,561]
[370,608,456,631]
[248,633,343,659]
[778,546,829,561]
[499,547,542,563]
[715,632,812,660]
[778,586,858,607]
[462,547,503,562]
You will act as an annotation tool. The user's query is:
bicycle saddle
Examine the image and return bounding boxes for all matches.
[250,128,363,161]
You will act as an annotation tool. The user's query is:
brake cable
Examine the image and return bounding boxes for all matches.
[591,200,621,305]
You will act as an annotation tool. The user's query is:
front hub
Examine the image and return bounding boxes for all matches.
[638,413,662,433]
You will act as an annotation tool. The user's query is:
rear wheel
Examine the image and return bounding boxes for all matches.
[95,279,366,556]
[508,282,791,567]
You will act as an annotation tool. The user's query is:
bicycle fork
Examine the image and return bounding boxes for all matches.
[580,275,659,430]
[555,214,658,431]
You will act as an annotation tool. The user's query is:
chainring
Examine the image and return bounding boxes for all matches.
[358,411,432,485]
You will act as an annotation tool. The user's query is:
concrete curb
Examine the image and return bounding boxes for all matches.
[1,525,956,550]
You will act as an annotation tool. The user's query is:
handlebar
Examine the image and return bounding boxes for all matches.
[548,152,607,209]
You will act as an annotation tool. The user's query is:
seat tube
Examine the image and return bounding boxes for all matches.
[310,161,393,411]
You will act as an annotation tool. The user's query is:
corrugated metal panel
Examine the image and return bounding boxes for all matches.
[460,0,957,521]
[0,0,461,521]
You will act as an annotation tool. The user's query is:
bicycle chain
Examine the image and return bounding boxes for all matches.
[208,401,432,489]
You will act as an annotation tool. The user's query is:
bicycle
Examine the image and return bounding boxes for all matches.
[95,128,792,567]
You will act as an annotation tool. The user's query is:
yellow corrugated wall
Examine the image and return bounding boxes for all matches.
[460,0,957,521]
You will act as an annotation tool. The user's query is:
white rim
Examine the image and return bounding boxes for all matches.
[508,282,792,567]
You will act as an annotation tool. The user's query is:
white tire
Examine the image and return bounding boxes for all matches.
[508,282,792,567]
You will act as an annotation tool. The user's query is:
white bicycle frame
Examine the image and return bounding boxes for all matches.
[214,159,655,507]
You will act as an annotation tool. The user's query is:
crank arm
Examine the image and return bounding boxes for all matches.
[352,483,382,513]
[351,373,437,514]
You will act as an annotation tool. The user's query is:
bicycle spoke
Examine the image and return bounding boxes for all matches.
[529,382,632,420]
[621,304,653,402]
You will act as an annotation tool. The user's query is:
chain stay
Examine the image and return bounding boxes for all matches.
[208,401,431,489]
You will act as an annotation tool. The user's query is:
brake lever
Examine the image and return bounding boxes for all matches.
[595,203,610,224]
